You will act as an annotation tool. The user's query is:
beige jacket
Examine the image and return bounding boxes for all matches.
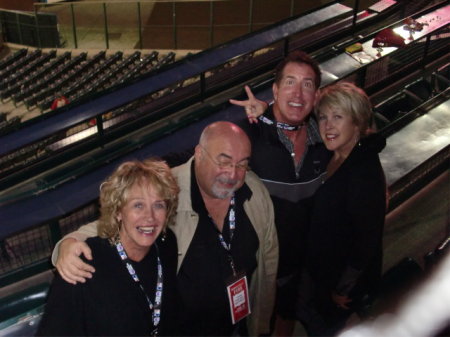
[52,158,278,336]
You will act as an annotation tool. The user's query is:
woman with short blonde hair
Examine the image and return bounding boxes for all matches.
[98,159,179,242]
[38,159,180,336]
[298,82,386,336]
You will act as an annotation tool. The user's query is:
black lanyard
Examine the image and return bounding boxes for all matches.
[210,196,237,276]
[258,115,304,131]
[115,241,163,336]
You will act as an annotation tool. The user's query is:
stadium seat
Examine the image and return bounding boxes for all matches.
[0,49,27,71]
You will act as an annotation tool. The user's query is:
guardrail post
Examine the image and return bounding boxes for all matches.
[200,72,206,102]
[173,2,177,49]
[137,2,143,49]
[49,219,62,248]
[103,3,109,49]
[34,6,42,49]
[248,0,254,33]
[358,66,367,88]
[210,1,214,48]
[71,4,78,48]
[284,37,290,56]
[16,12,24,45]
[96,115,104,138]
[352,0,360,30]
[422,35,431,69]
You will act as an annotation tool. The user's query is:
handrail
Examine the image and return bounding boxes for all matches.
[35,0,235,5]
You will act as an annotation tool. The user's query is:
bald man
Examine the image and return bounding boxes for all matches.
[52,121,278,336]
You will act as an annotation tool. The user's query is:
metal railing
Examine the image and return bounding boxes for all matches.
[33,0,337,50]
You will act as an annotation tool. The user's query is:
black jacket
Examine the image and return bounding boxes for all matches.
[306,133,387,302]
[37,231,179,336]
[238,107,331,278]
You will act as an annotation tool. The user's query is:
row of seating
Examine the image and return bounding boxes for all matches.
[0,51,57,99]
[0,133,59,170]
[38,51,174,111]
[0,49,178,114]
[0,49,179,178]
[0,48,27,71]
[5,52,71,102]
[37,51,126,111]
[4,51,79,104]
[39,51,108,108]
[22,52,89,109]
[0,49,43,80]
[118,51,159,84]
[373,64,450,129]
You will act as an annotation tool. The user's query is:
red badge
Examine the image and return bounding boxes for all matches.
[226,275,251,324]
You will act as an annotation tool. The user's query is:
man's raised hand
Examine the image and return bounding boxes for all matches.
[229,85,268,124]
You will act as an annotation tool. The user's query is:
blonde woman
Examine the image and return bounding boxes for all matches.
[298,82,386,336]
[37,159,179,336]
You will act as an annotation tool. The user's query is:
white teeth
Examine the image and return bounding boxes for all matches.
[137,226,155,234]
[288,102,303,107]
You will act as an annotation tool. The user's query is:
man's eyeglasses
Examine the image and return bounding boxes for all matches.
[201,146,250,172]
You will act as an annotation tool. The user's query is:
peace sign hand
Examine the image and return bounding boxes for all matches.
[229,85,268,124]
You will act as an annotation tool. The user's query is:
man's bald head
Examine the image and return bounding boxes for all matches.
[199,121,250,150]
[195,121,251,200]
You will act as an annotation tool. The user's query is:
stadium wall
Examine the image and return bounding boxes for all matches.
[0,0,34,11]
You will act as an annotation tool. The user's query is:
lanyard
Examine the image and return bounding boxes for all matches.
[115,241,163,337]
[258,115,304,131]
[211,196,237,276]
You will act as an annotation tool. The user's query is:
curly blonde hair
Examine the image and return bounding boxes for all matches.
[98,159,179,241]
[316,82,375,137]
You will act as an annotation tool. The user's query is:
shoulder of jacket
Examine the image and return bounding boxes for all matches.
[172,158,193,185]
[245,171,269,195]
